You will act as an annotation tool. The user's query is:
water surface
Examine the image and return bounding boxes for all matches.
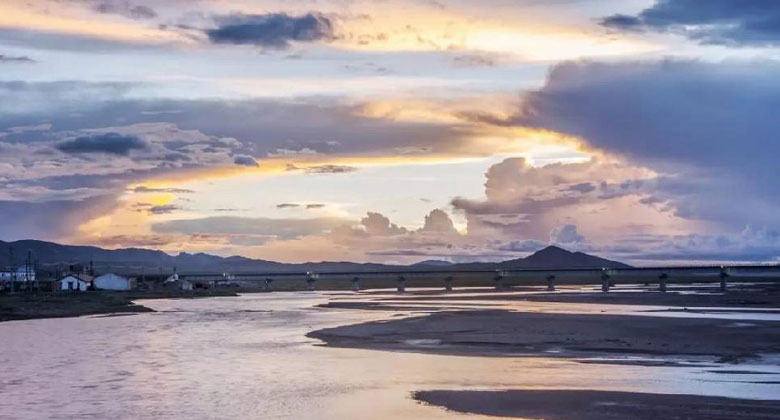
[1,292,778,419]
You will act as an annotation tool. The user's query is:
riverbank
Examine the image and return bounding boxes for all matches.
[413,390,780,420]
[0,289,238,322]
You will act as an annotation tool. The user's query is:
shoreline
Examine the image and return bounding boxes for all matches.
[0,289,238,322]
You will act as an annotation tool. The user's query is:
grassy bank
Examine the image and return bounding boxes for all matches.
[0,289,238,322]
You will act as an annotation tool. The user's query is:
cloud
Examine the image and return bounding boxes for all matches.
[233,154,259,167]
[361,212,408,236]
[285,163,358,174]
[304,165,358,174]
[550,224,586,244]
[598,226,780,263]
[0,54,35,63]
[206,13,334,49]
[0,86,465,160]
[269,148,321,157]
[420,209,458,235]
[0,195,118,241]
[450,155,670,246]
[508,60,780,229]
[148,204,180,215]
[153,216,349,240]
[0,86,467,243]
[497,239,547,253]
[601,0,780,46]
[568,182,596,194]
[132,186,195,194]
[56,133,148,155]
[452,54,497,68]
[92,2,157,20]
[276,203,326,210]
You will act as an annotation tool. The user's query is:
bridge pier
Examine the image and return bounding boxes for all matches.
[264,277,273,291]
[306,272,318,291]
[494,271,505,291]
[601,270,611,292]
[351,277,361,292]
[658,273,668,292]
[444,276,453,292]
[546,275,556,291]
[719,268,729,292]
[397,275,406,293]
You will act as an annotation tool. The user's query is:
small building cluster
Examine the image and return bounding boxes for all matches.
[57,272,136,292]
[0,266,37,291]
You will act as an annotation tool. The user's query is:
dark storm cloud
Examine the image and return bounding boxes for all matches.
[207,13,334,49]
[0,195,118,241]
[56,133,148,155]
[601,0,780,46]
[233,155,259,167]
[505,59,780,228]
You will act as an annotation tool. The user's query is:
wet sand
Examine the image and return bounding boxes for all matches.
[413,390,780,420]
[308,309,780,362]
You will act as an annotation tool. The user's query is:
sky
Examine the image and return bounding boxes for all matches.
[1,0,779,265]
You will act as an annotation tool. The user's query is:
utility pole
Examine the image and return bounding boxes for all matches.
[9,247,15,292]
[25,249,32,292]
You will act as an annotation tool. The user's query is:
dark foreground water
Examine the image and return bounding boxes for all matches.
[1,292,778,419]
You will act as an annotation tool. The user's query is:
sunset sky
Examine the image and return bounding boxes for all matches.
[1,0,779,264]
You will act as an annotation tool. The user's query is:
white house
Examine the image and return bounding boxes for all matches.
[165,273,192,290]
[59,275,90,291]
[94,273,134,291]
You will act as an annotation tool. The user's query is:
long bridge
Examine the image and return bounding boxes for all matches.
[173,264,780,293]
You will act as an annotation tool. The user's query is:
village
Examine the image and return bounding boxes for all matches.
[0,259,202,295]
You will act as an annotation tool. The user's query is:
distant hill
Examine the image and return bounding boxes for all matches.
[452,245,630,271]
[411,259,454,267]
[0,239,629,275]
[501,245,631,269]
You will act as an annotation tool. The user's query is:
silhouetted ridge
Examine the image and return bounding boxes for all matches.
[0,239,630,274]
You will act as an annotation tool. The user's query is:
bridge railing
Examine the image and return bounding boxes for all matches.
[171,264,780,293]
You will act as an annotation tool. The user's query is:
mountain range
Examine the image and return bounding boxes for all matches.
[0,239,630,274]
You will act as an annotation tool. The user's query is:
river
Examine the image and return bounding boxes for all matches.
[1,292,778,419]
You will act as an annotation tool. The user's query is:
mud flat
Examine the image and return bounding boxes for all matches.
[413,389,780,420]
[308,309,780,362]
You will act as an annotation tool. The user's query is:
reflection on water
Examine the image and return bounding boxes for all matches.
[0,292,778,420]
